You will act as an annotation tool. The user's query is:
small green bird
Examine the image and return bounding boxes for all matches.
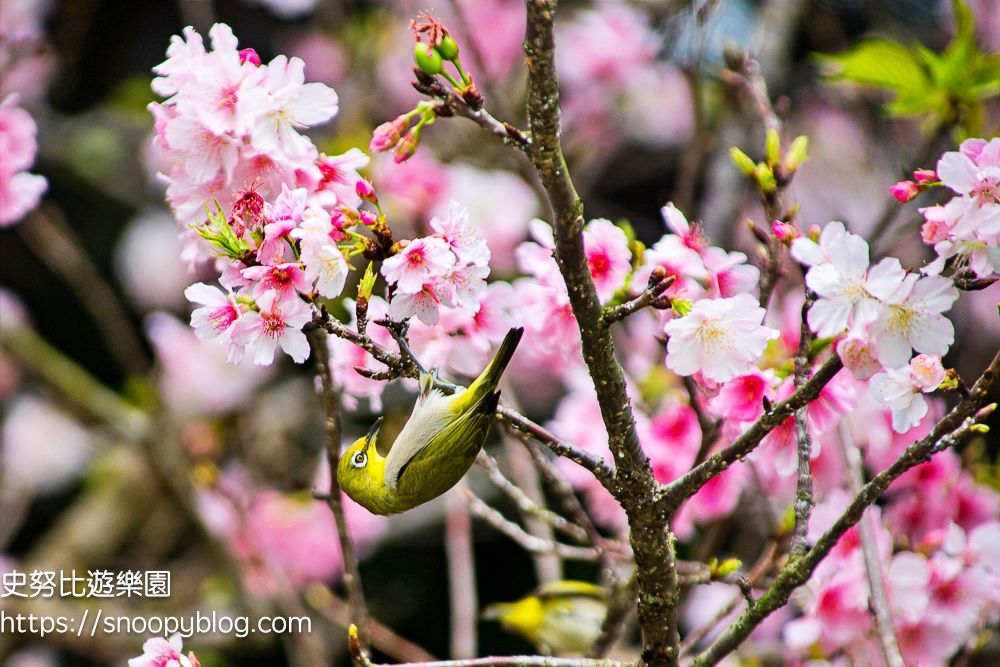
[338,327,523,515]
[482,580,608,656]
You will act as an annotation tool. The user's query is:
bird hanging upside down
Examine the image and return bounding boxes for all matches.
[338,327,524,515]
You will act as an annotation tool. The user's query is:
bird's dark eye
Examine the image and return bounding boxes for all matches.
[351,451,367,468]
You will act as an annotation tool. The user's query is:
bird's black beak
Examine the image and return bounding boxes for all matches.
[365,417,383,450]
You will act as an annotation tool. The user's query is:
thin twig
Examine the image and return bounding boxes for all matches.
[308,585,437,662]
[463,489,602,561]
[838,423,906,667]
[476,451,589,543]
[496,406,615,488]
[684,375,721,466]
[446,481,478,659]
[308,329,372,654]
[588,573,639,658]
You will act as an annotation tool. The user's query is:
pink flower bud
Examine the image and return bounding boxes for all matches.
[771,220,798,246]
[394,126,422,163]
[913,169,938,183]
[370,116,408,153]
[890,180,920,203]
[359,210,377,227]
[355,179,377,203]
[239,48,262,67]
[807,225,822,243]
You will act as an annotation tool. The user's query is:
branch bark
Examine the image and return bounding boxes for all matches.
[308,329,372,655]
[521,2,680,663]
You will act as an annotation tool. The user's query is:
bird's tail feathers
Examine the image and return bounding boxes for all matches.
[468,327,524,400]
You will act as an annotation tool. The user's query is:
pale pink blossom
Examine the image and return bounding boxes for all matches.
[250,54,338,157]
[938,138,1000,210]
[146,312,271,417]
[305,149,369,209]
[128,634,195,667]
[870,274,958,369]
[443,262,490,316]
[663,293,779,383]
[0,94,47,226]
[836,333,882,380]
[185,282,246,363]
[870,355,944,433]
[233,290,312,365]
[1,394,93,494]
[301,242,348,299]
[700,246,759,299]
[382,237,456,294]
[242,262,313,300]
[429,201,490,267]
[800,222,907,338]
[584,218,631,303]
[388,279,453,325]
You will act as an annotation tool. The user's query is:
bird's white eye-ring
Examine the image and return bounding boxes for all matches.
[351,451,368,468]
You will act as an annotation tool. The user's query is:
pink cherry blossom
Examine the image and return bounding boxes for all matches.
[709,368,777,424]
[146,312,271,417]
[701,246,759,299]
[870,273,958,369]
[242,262,313,300]
[429,201,490,267]
[233,290,313,365]
[663,293,779,383]
[300,242,348,299]
[0,94,47,226]
[128,635,195,667]
[388,279,453,325]
[584,218,631,303]
[185,282,246,363]
[870,355,943,433]
[382,236,456,294]
[308,148,369,209]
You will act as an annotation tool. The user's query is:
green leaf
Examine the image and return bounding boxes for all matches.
[817,39,931,94]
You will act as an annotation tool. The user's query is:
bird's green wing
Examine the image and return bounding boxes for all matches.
[394,391,498,507]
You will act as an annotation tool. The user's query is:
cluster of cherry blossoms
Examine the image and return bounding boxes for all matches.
[0,93,47,226]
[148,23,367,265]
[918,138,1000,277]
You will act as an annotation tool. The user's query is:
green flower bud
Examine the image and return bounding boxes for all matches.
[757,162,777,194]
[358,262,377,303]
[438,35,460,60]
[414,42,443,75]
[765,129,781,166]
[672,298,693,317]
[730,147,758,177]
[784,135,809,173]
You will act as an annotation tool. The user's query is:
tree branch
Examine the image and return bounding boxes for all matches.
[308,329,372,654]
[690,350,1000,667]
[476,452,589,543]
[463,489,602,561]
[521,1,679,662]
[663,354,844,510]
[790,294,816,556]
[837,423,905,667]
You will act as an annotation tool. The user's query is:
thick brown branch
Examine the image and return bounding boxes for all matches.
[522,2,679,663]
